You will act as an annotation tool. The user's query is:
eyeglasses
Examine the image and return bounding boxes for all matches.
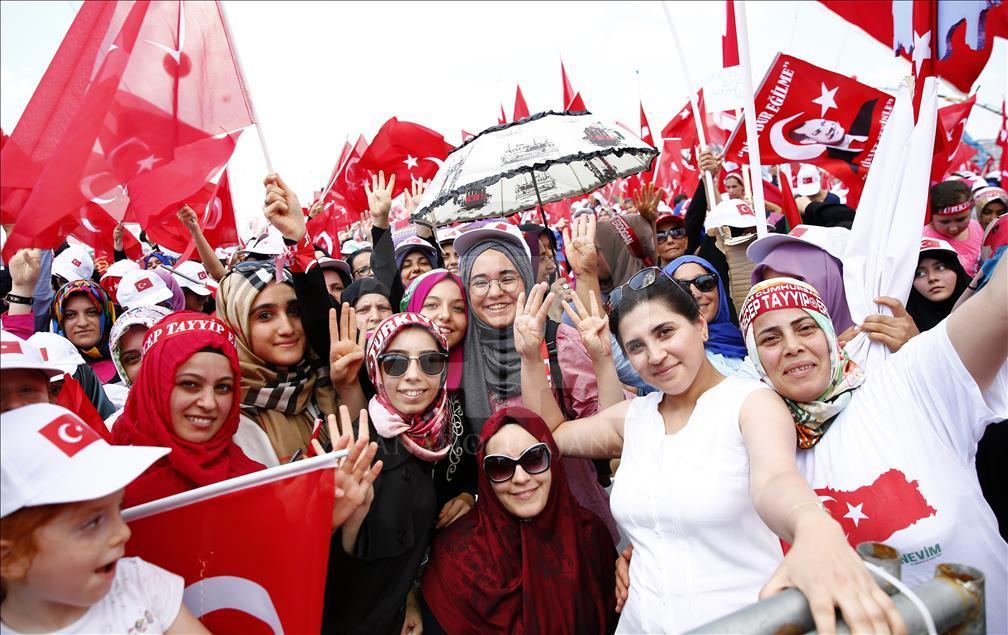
[656,227,687,242]
[604,266,697,314]
[353,265,374,277]
[483,443,552,483]
[377,351,449,377]
[469,274,521,297]
[677,273,718,293]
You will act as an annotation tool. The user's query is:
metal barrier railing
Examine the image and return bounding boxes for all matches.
[685,542,986,635]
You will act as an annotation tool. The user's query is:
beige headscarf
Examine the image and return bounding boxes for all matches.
[216,262,337,461]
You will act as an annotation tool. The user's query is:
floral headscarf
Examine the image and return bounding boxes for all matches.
[739,278,865,448]
[365,312,451,461]
[109,305,172,386]
[50,280,116,360]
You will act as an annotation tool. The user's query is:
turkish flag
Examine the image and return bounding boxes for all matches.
[723,0,740,68]
[327,135,370,216]
[723,53,896,208]
[818,1,1008,94]
[144,168,240,255]
[817,469,937,545]
[931,95,975,182]
[513,84,530,121]
[498,103,507,126]
[1,1,252,260]
[355,118,453,202]
[124,459,336,635]
[561,61,588,112]
[774,171,802,230]
[653,138,699,197]
[72,201,144,266]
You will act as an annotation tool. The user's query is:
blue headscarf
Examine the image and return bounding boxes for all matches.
[664,256,748,360]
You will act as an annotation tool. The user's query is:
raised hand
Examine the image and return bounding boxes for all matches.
[562,212,598,277]
[633,182,664,224]
[562,290,612,361]
[313,405,383,530]
[177,205,199,233]
[364,171,395,229]
[403,178,427,216]
[696,148,722,176]
[7,248,42,291]
[329,304,367,387]
[513,282,556,360]
[859,296,919,353]
[263,173,306,242]
[307,200,324,219]
[113,222,126,250]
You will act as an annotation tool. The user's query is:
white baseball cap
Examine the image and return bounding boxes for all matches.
[341,240,370,255]
[101,259,140,279]
[318,257,352,281]
[1,403,169,518]
[1,331,64,379]
[704,199,760,233]
[918,237,957,257]
[453,220,532,262]
[51,246,94,283]
[116,269,173,310]
[172,261,214,296]
[27,332,86,380]
[436,227,462,245]
[245,229,285,256]
[747,224,850,263]
[795,164,822,197]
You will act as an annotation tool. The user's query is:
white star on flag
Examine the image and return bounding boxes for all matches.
[136,155,160,172]
[812,83,839,118]
[843,502,869,527]
[911,30,932,76]
[403,155,419,170]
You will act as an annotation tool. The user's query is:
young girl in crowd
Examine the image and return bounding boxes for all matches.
[0,403,207,634]
[105,306,172,410]
[215,261,339,462]
[905,238,971,332]
[49,280,117,383]
[923,179,983,275]
[516,274,901,634]
[392,236,436,288]
[421,407,617,634]
[974,186,1008,229]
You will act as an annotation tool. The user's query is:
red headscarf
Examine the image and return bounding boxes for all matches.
[112,312,264,507]
[421,407,616,634]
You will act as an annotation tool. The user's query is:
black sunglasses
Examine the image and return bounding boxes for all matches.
[377,351,448,377]
[483,443,552,483]
[656,227,687,242]
[677,273,718,293]
[604,266,697,314]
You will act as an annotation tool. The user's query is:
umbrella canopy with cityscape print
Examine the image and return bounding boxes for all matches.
[412,111,658,227]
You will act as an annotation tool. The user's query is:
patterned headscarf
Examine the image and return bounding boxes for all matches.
[109,305,172,386]
[365,312,451,461]
[401,268,467,391]
[50,280,116,360]
[739,278,865,448]
[215,261,336,461]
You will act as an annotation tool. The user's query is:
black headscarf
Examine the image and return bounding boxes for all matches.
[340,277,391,310]
[906,250,971,332]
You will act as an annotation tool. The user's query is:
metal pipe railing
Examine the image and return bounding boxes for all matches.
[685,542,985,635]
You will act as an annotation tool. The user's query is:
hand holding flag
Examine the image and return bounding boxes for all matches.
[263,173,306,243]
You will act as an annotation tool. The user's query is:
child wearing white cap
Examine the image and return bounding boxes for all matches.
[0,404,207,634]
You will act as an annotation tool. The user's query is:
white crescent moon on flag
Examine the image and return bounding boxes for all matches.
[57,423,84,444]
[201,198,223,230]
[817,495,837,504]
[183,576,283,635]
[107,137,152,165]
[769,112,826,161]
[79,175,124,205]
[422,157,444,168]
[80,218,100,233]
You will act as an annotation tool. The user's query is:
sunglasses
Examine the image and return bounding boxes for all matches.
[605,266,696,314]
[377,351,448,377]
[483,443,552,483]
[677,273,718,293]
[656,227,687,242]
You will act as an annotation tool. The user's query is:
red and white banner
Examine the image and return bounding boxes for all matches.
[123,455,339,635]
[723,54,896,208]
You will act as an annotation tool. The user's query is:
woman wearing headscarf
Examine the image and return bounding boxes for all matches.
[49,279,118,383]
[519,223,559,285]
[151,267,186,312]
[323,312,452,635]
[105,305,173,411]
[340,277,394,336]
[592,214,657,297]
[664,255,750,378]
[906,238,971,333]
[401,269,477,524]
[215,261,339,462]
[458,224,619,542]
[421,406,617,635]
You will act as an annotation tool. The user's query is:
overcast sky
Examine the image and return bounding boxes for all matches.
[2,1,1005,235]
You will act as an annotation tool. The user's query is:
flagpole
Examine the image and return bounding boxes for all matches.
[732,0,769,237]
[661,1,719,210]
[217,0,274,174]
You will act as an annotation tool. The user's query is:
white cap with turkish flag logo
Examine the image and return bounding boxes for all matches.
[116,269,173,310]
[1,331,64,378]
[27,332,86,380]
[1,403,169,518]
[704,199,760,233]
[795,164,822,197]
[173,260,214,296]
[51,246,94,283]
[918,237,957,256]
[747,224,850,263]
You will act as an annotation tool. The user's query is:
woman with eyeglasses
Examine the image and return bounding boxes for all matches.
[665,255,751,378]
[457,223,619,542]
[515,272,903,635]
[420,407,617,634]
[323,312,453,635]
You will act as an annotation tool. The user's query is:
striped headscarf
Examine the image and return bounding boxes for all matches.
[50,280,116,360]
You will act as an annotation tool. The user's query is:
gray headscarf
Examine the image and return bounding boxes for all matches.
[459,237,534,432]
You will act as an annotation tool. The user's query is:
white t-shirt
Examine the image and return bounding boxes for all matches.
[796,322,1008,633]
[0,557,183,635]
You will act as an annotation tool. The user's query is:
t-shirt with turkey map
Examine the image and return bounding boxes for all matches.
[796,320,1007,633]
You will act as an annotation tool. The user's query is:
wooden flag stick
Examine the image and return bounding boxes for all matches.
[732,0,769,237]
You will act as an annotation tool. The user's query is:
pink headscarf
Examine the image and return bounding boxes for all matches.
[401,269,466,391]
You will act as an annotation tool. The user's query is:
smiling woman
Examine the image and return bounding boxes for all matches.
[49,280,117,383]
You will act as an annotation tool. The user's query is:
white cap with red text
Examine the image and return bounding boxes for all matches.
[116,269,173,310]
[1,331,64,379]
[1,404,169,518]
[172,260,214,296]
[51,246,94,283]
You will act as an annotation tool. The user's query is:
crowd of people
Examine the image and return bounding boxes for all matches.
[0,149,1006,635]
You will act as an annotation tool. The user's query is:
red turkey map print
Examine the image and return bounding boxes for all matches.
[816,469,937,544]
